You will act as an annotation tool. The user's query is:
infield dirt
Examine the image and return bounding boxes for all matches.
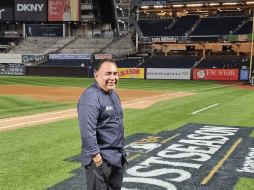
[0,85,194,131]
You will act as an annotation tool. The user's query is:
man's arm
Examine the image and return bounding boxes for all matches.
[78,103,102,166]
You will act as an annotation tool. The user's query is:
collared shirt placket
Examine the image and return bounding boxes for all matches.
[108,93,124,153]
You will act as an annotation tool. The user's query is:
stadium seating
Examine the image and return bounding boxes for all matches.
[59,38,113,54]
[38,59,91,67]
[102,37,136,57]
[138,19,173,36]
[166,16,199,36]
[115,58,141,68]
[195,55,249,69]
[138,55,201,68]
[234,21,253,35]
[8,37,75,54]
[191,17,247,36]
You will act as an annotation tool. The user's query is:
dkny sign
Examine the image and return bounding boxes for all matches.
[15,0,47,21]
[17,4,44,12]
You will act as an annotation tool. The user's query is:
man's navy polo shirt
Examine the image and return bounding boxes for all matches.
[77,81,126,167]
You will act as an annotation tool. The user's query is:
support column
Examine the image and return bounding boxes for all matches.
[23,23,26,38]
[68,23,71,37]
[136,8,139,53]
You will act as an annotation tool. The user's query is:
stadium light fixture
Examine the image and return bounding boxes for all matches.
[223,3,237,5]
[154,5,163,8]
[172,5,184,7]
[246,1,254,4]
[141,6,148,9]
[209,3,220,6]
[186,4,203,7]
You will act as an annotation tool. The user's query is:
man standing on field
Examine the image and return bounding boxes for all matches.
[77,60,127,190]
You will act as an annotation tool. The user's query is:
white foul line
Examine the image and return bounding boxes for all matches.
[0,114,77,129]
[0,109,76,123]
[192,104,219,115]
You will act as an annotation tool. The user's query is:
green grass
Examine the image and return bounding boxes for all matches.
[0,76,254,189]
[0,95,75,119]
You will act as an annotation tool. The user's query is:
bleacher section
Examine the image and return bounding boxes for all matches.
[167,16,199,36]
[102,37,136,57]
[8,37,74,54]
[195,55,249,69]
[138,19,173,36]
[234,21,253,35]
[138,55,201,68]
[59,38,113,54]
[38,59,90,67]
[115,58,141,68]
[191,17,247,36]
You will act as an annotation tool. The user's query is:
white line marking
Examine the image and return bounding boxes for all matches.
[192,103,219,115]
[1,114,77,129]
[0,109,76,123]
[122,101,147,107]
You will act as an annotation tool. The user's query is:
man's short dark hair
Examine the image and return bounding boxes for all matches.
[95,59,116,72]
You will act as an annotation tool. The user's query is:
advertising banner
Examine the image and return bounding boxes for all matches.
[48,0,80,21]
[15,0,47,21]
[147,68,191,80]
[238,35,248,42]
[118,68,144,79]
[0,63,25,76]
[95,54,112,59]
[0,54,22,63]
[22,54,44,63]
[193,69,238,80]
[141,1,166,5]
[0,1,14,22]
[49,54,90,59]
[152,37,177,43]
[26,24,64,37]
[240,70,249,81]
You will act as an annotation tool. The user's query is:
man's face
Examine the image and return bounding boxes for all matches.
[94,62,119,93]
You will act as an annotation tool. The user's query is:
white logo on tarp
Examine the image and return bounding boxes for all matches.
[0,9,5,19]
[17,4,44,12]
[106,106,113,111]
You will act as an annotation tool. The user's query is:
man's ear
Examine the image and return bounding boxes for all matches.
[94,71,98,78]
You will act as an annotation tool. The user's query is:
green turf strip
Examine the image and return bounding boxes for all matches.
[0,95,75,119]
[0,119,81,190]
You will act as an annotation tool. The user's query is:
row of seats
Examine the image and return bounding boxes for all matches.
[234,21,253,35]
[138,16,249,37]
[59,38,113,54]
[196,55,250,69]
[8,37,75,54]
[137,55,201,68]
[39,60,90,67]
[102,37,136,57]
[191,17,247,36]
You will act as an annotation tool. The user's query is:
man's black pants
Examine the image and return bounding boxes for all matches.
[85,160,125,190]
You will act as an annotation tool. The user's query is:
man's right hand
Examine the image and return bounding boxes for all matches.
[92,153,103,167]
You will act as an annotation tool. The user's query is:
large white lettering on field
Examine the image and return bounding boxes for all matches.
[123,126,239,189]
[237,148,254,173]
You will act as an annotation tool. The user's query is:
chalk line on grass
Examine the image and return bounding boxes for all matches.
[192,103,219,115]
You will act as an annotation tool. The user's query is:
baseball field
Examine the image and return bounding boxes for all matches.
[0,75,254,189]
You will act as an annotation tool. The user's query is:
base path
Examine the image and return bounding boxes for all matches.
[0,85,194,131]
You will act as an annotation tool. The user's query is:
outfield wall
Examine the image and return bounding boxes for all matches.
[1,64,250,81]
[26,66,89,78]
